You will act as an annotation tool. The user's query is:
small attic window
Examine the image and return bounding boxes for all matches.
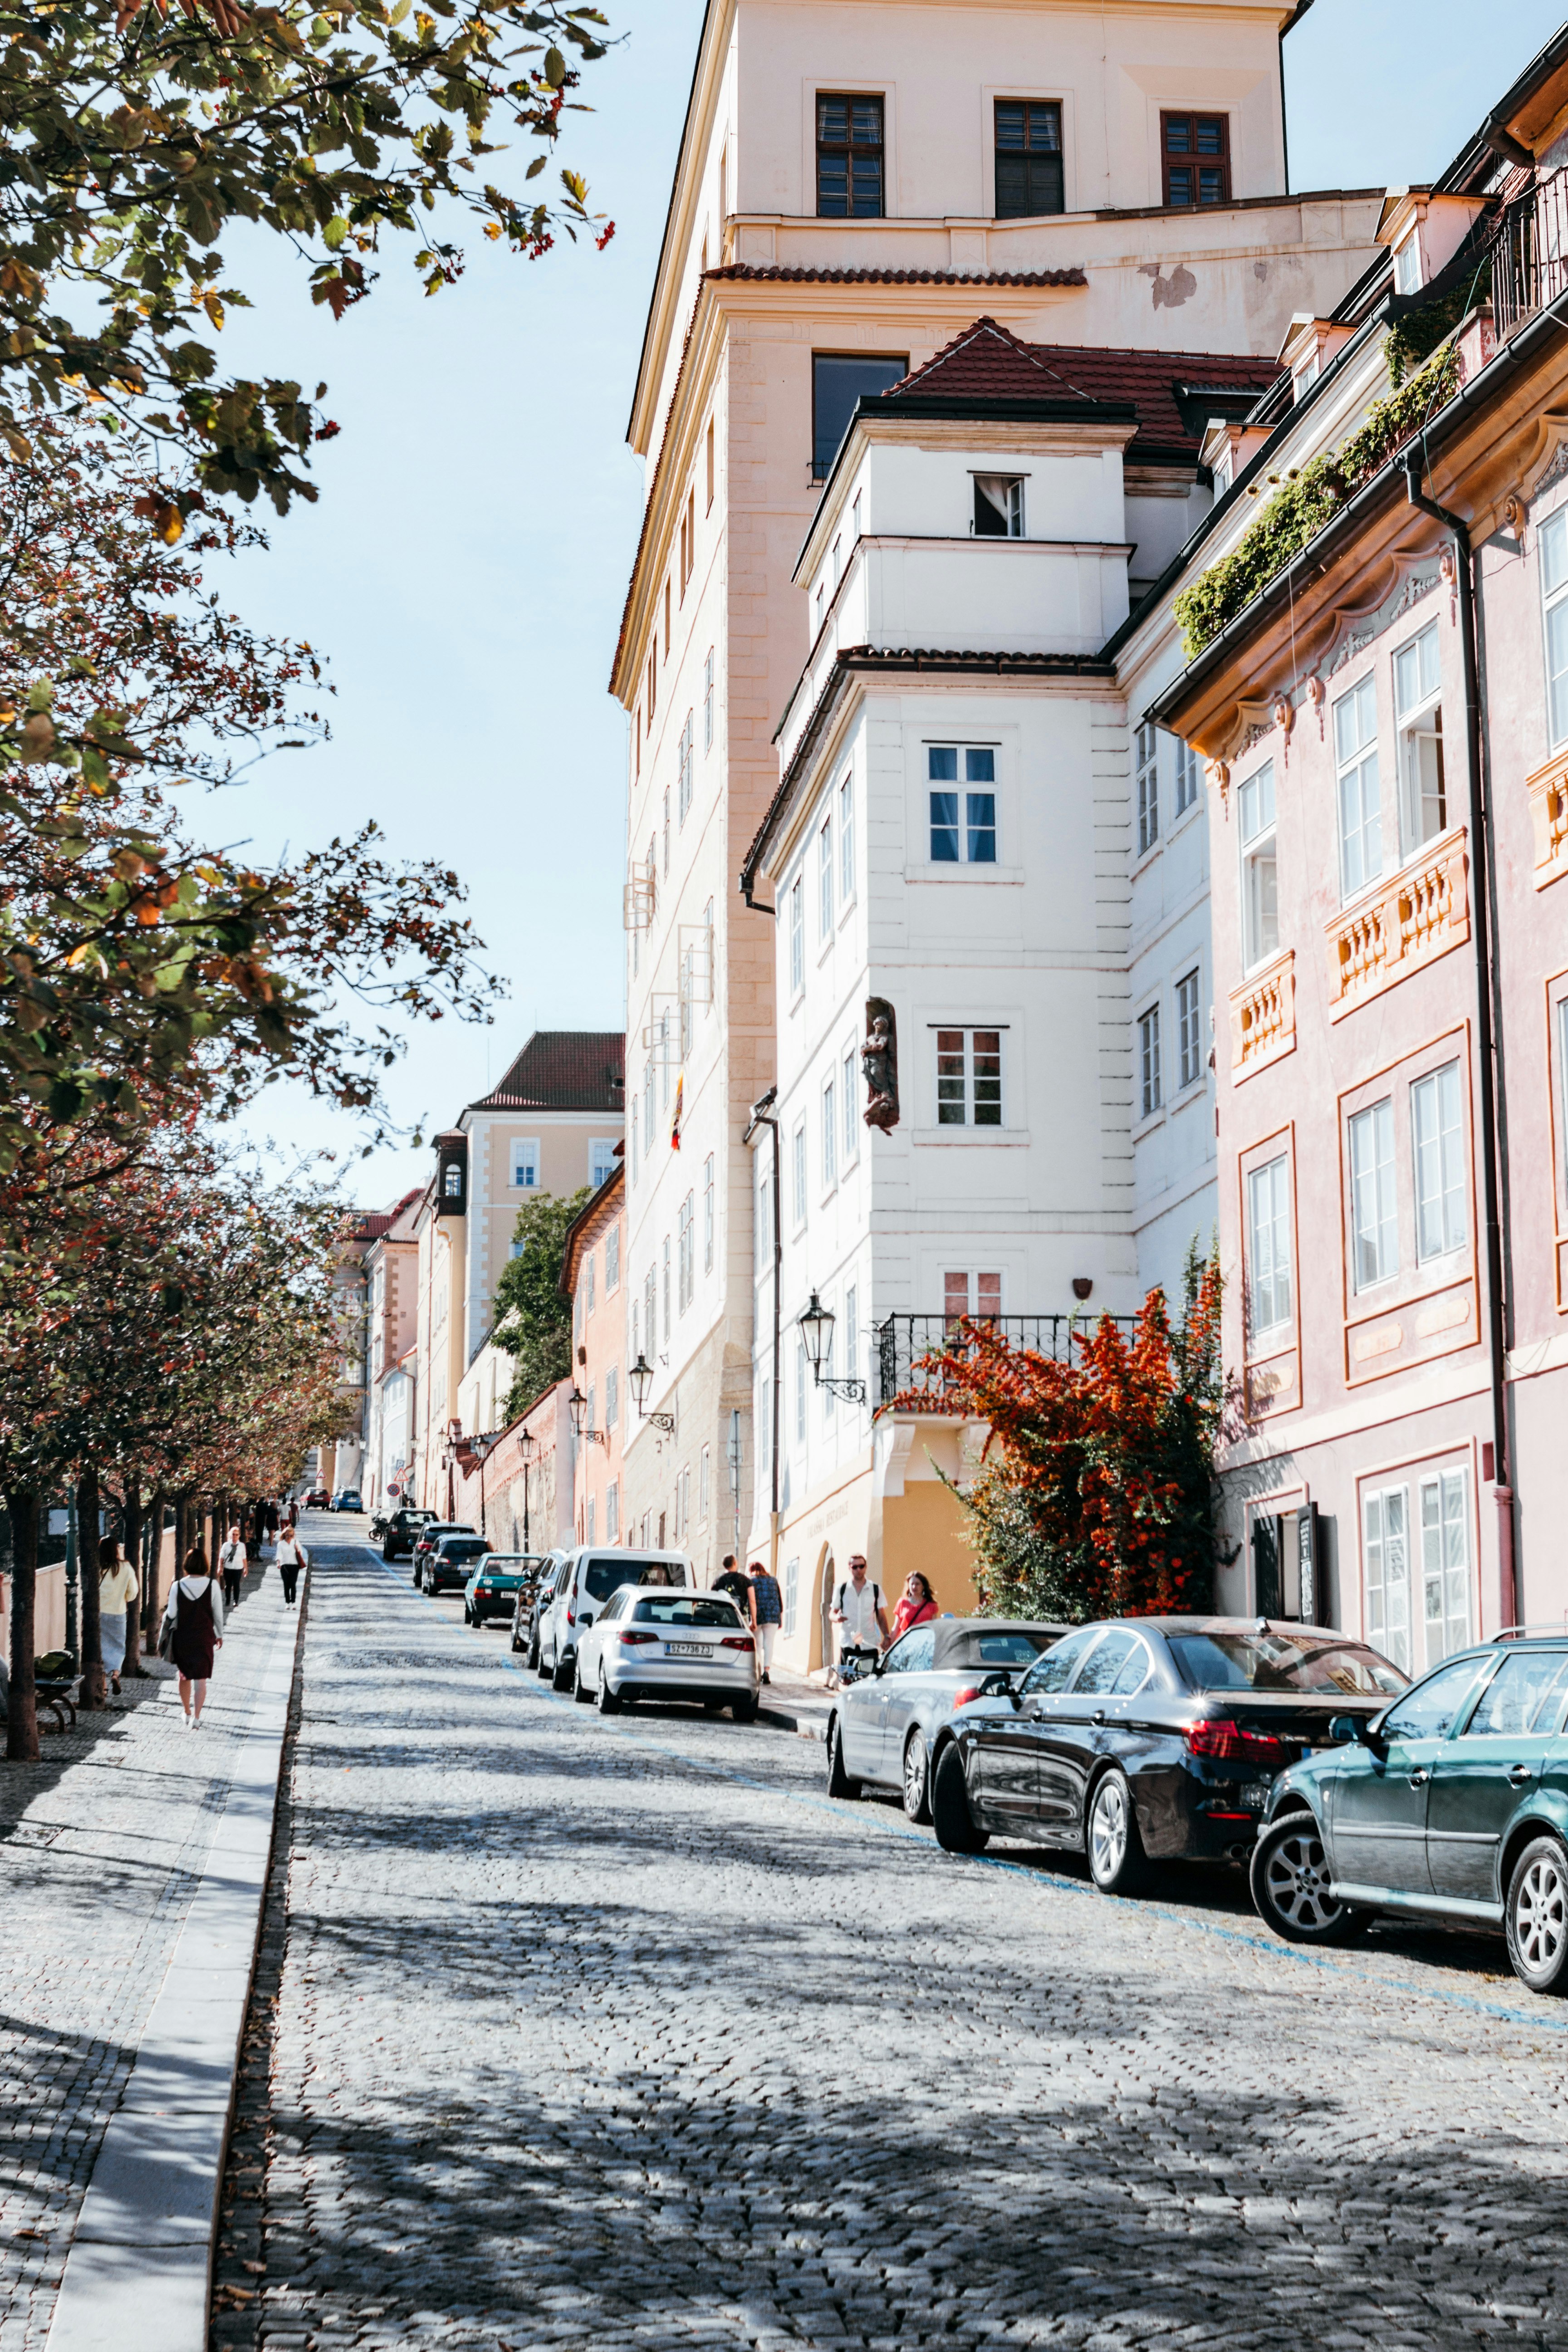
[1292,348,1320,403]
[1394,233,1421,296]
[973,475,1024,538]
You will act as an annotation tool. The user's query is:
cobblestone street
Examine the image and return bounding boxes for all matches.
[200,1537,1568,2352]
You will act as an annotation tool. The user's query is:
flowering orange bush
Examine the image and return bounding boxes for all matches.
[897,1250,1224,1622]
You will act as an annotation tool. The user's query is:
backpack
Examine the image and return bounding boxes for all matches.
[836,1581,882,1617]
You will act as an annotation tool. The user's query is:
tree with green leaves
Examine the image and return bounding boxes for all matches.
[492,1184,587,1424]
[0,1,612,514]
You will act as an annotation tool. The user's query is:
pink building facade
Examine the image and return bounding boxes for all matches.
[1159,44,1568,1669]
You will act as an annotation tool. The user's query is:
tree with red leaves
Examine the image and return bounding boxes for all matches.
[900,1245,1226,1624]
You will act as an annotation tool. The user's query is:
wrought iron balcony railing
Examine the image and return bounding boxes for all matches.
[874,1311,1140,1410]
[1490,164,1568,343]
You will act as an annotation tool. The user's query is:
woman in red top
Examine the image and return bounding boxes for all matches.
[889,1572,939,1642]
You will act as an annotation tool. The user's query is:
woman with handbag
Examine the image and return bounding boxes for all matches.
[97,1537,140,1697]
[218,1522,245,1609]
[160,1547,225,1730]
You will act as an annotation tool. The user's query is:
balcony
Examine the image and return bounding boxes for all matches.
[1326,826,1470,1020]
[875,1312,1138,1410]
[1489,165,1568,344]
[1528,751,1568,888]
[1228,948,1295,1078]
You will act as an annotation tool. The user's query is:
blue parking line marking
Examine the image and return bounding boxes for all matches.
[357,1544,1568,2038]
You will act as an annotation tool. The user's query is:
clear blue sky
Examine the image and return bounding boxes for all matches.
[220,0,1566,1205]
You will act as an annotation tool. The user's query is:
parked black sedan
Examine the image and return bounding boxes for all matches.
[421,1533,490,1596]
[928,1617,1408,1893]
[826,1619,1068,1821]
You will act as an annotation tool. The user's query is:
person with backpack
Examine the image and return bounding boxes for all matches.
[160,1546,224,1730]
[747,1559,783,1684]
[713,1553,753,1615]
[829,1555,889,1673]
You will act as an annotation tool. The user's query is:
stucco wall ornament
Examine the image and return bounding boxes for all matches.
[1323,560,1441,682]
[1520,412,1568,505]
[862,998,899,1133]
[1208,759,1231,813]
[1306,674,1326,738]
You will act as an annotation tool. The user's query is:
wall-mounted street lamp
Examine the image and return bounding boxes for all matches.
[568,1387,608,1448]
[798,1289,867,1406]
[627,1353,676,1434]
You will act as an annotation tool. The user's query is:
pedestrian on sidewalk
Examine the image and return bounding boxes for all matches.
[218,1523,246,1609]
[274,1523,308,1607]
[829,1555,888,1681]
[162,1548,224,1730]
[889,1571,939,1642]
[713,1553,752,1614]
[747,1559,783,1684]
[97,1537,139,1697]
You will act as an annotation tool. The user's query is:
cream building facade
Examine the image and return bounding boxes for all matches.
[613,0,1383,1603]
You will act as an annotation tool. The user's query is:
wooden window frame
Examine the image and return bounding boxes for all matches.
[1161,111,1231,209]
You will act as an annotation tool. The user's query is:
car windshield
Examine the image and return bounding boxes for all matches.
[971,1633,1053,1666]
[583,1558,685,1601]
[1166,1630,1406,1696]
[444,1539,488,1559]
[632,1597,742,1627]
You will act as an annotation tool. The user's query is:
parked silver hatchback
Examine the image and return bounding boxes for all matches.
[538,1547,692,1691]
[574,1588,757,1718]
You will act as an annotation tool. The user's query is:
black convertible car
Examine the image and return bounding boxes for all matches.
[929,1617,1407,1894]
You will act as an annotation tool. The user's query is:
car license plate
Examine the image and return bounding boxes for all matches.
[666,1641,708,1657]
[1241,1781,1271,1811]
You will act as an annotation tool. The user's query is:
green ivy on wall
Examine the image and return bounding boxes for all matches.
[1172,342,1462,659]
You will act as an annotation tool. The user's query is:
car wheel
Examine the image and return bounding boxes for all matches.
[931,1744,988,1854]
[382,1543,395,1563]
[510,1622,524,1654]
[572,1655,594,1705]
[825,1716,862,1801]
[462,1603,472,1625]
[596,1663,622,1715]
[732,1694,758,1724]
[902,1732,932,1825]
[551,1651,573,1694]
[1086,1769,1152,1896]
[1250,1814,1369,1945]
[1506,1835,1568,1993]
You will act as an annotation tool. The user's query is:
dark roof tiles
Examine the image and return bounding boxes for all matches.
[704,264,1086,289]
[471,1030,626,1115]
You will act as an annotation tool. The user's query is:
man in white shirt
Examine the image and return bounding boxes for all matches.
[829,1555,889,1670]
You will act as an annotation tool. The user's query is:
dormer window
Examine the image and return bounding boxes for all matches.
[1394,233,1421,295]
[973,475,1024,537]
[442,1163,462,1200]
[1292,349,1320,404]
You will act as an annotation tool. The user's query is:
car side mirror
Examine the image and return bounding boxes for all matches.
[977,1672,1015,1702]
[1330,1712,1382,1749]
[579,1611,593,1629]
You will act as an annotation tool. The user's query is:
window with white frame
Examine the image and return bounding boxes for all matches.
[1412,1060,1466,1261]
[842,1046,857,1161]
[973,474,1024,536]
[1393,622,1446,854]
[629,1106,639,1185]
[1349,1097,1398,1289]
[702,1153,714,1274]
[677,710,694,823]
[783,1557,799,1637]
[587,1255,596,1317]
[644,1265,656,1360]
[789,875,804,995]
[662,1235,671,1342]
[822,1076,837,1187]
[1421,1467,1471,1661]
[631,1295,640,1364]
[928,747,997,863]
[1393,232,1421,295]
[1246,1153,1292,1341]
[586,1494,595,1545]
[643,1064,655,1153]
[1363,1483,1411,1674]
[1239,762,1279,970]
[795,1340,807,1443]
[936,1028,1003,1127]
[512,1140,540,1190]
[590,1138,617,1190]
[1173,736,1201,817]
[1176,969,1203,1089]
[605,1365,619,1429]
[1135,722,1159,855]
[820,1308,835,1419]
[1542,507,1568,746]
[1335,673,1382,899]
[839,774,855,900]
[945,1269,1001,1329]
[844,1282,858,1386]
[606,1224,620,1291]
[792,1122,807,1225]
[587,1381,596,1434]
[1137,1004,1161,1118]
[819,812,833,937]
[677,1192,694,1311]
[703,647,715,753]
[606,1480,619,1541]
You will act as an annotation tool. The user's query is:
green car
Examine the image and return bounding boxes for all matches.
[465,1552,547,1628]
[1251,1635,1568,1993]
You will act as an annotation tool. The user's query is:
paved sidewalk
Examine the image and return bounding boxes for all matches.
[0,1563,292,2352]
[755,1664,832,1740]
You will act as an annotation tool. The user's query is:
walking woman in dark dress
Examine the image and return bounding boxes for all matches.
[161,1546,225,1730]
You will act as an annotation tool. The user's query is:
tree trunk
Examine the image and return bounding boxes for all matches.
[77,1464,106,1710]
[122,1485,145,1678]
[5,1486,40,1763]
[142,1490,166,1653]
[174,1492,191,1572]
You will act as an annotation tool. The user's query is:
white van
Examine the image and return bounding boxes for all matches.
[538,1548,693,1691]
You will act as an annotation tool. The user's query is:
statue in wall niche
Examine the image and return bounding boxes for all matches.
[862,998,899,1132]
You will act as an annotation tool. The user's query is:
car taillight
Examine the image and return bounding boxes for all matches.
[1184,1718,1288,1764]
[619,1630,657,1647]
[720,1635,755,1652]
[951,1684,984,1709]
[566,1610,576,1624]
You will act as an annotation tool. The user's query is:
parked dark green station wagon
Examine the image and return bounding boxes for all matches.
[1253,1635,1568,1993]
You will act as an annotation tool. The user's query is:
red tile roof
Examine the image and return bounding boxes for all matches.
[704,265,1086,289]
[471,1031,626,1115]
[880,316,1282,457]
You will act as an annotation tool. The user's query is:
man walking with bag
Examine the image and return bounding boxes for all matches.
[274,1523,308,1607]
[829,1555,888,1680]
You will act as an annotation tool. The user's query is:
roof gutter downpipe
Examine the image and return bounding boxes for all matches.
[1403,450,1516,1629]
[743,1087,784,1583]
